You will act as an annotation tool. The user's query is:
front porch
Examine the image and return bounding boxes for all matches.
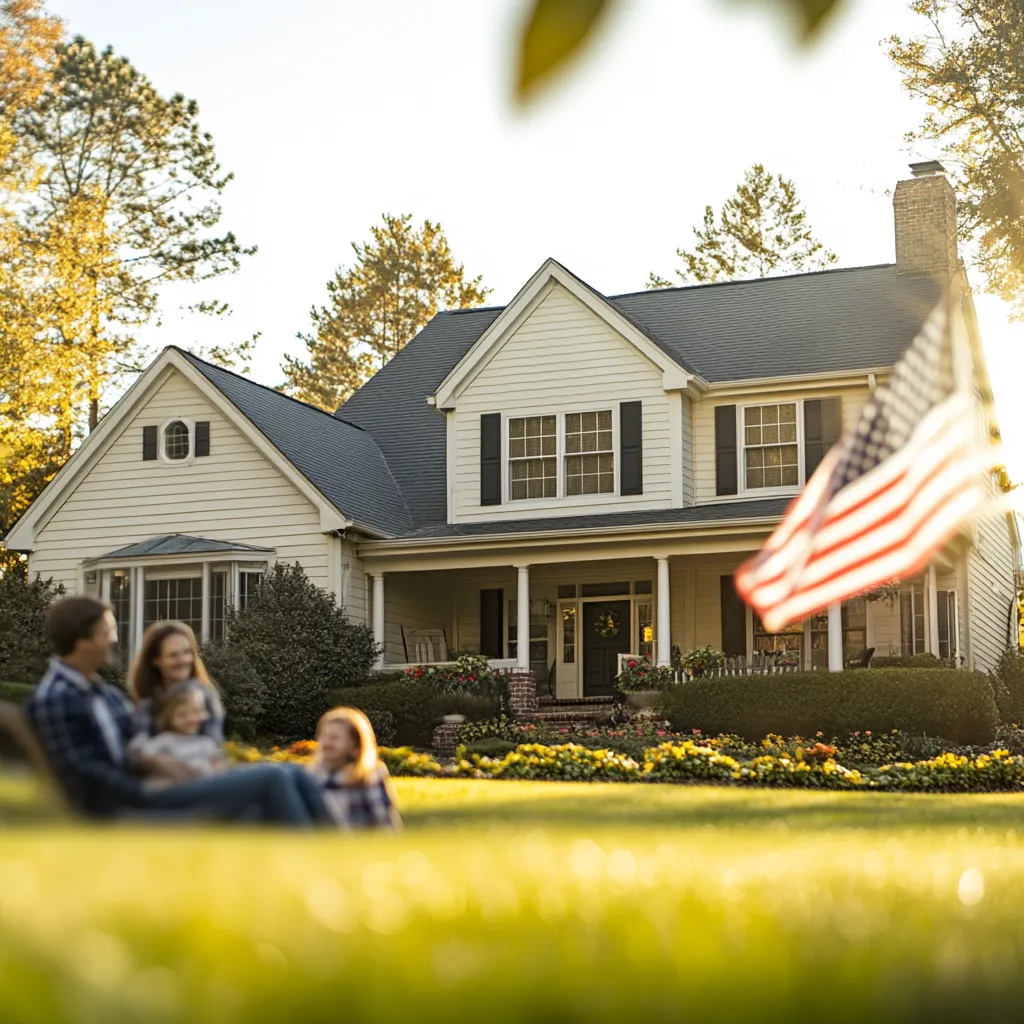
[365,547,968,701]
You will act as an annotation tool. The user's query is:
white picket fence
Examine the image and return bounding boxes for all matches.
[617,652,800,683]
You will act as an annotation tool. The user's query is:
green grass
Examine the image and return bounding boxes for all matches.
[4,778,1024,1022]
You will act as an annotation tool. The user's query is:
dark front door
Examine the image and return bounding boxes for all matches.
[582,600,632,697]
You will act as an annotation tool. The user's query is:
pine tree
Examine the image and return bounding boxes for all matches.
[283,214,490,411]
[889,1,1024,317]
[648,164,837,287]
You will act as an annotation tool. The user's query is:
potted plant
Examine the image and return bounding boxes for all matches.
[681,645,725,679]
[616,656,675,708]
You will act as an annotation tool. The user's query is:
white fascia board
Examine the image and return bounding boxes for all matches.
[432,259,698,409]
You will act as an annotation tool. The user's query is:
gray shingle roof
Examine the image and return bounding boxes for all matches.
[177,349,412,536]
[93,534,275,559]
[338,264,940,534]
[392,498,792,540]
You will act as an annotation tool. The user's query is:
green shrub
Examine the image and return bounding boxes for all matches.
[462,738,518,758]
[364,709,396,747]
[0,572,65,685]
[658,668,1000,747]
[329,679,438,747]
[871,653,954,669]
[993,647,1024,724]
[199,641,267,741]
[432,691,504,723]
[223,562,379,740]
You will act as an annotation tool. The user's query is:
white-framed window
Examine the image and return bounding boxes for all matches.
[742,402,800,491]
[901,584,958,658]
[160,418,193,464]
[506,408,616,502]
[565,410,614,496]
[508,415,557,500]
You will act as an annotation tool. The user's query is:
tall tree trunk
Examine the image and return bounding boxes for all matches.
[89,397,98,433]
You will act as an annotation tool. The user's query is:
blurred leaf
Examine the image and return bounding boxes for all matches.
[742,0,846,39]
[515,0,613,105]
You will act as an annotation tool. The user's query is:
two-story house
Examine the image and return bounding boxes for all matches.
[5,164,1020,701]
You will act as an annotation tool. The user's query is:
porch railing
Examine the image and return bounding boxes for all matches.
[371,658,519,675]
[617,652,800,683]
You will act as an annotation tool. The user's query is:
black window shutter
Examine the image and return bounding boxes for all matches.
[480,413,501,506]
[714,405,738,495]
[142,425,158,461]
[936,590,950,658]
[195,421,211,457]
[720,575,747,658]
[619,401,643,496]
[803,397,841,479]
[480,589,504,658]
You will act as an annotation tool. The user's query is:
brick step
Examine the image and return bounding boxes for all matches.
[527,704,614,728]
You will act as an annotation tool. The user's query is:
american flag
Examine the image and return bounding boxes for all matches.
[735,278,994,633]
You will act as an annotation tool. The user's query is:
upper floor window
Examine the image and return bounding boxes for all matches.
[164,420,190,461]
[743,403,798,489]
[565,410,613,496]
[509,415,557,500]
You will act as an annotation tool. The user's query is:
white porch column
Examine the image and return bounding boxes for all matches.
[516,565,530,671]
[656,556,671,667]
[200,561,212,642]
[232,562,242,613]
[371,573,386,668]
[132,566,145,655]
[828,602,843,671]
[926,563,939,655]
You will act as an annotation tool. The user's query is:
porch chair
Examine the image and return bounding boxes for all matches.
[0,701,70,816]
[401,626,449,665]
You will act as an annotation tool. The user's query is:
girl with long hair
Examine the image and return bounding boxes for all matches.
[309,707,402,830]
[128,621,225,744]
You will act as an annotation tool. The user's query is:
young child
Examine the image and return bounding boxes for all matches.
[127,682,226,789]
[309,707,402,830]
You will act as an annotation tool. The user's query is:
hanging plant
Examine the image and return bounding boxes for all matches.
[594,609,621,639]
[858,579,901,607]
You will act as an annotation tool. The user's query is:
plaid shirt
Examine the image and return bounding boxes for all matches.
[26,658,145,817]
[310,763,402,830]
[132,684,225,744]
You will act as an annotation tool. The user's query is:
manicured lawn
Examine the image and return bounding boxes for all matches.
[3,777,1024,1022]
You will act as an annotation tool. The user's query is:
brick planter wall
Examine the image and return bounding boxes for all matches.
[432,721,461,758]
[507,670,538,717]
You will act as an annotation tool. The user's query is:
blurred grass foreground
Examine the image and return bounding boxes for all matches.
[4,777,1024,1022]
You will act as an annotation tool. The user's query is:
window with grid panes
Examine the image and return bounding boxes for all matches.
[565,410,614,495]
[163,420,190,460]
[109,571,132,651]
[744,403,798,489]
[143,577,202,634]
[508,416,557,500]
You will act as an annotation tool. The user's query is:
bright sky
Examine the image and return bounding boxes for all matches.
[50,0,1024,487]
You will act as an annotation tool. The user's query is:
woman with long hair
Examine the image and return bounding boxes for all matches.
[128,621,225,744]
[308,707,402,830]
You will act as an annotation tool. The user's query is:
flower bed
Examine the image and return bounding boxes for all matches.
[224,736,1024,793]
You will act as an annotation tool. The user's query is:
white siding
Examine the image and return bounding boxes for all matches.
[692,385,871,504]
[380,573,455,665]
[680,394,694,506]
[29,369,330,591]
[453,283,674,522]
[341,538,369,624]
[967,503,1018,672]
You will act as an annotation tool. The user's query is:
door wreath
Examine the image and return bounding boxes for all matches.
[594,609,621,639]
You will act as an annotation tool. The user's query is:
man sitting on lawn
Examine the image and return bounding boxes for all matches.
[26,595,332,826]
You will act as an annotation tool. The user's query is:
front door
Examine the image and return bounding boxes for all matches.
[582,600,632,697]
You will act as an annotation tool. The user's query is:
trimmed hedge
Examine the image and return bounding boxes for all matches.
[871,653,956,669]
[328,680,439,747]
[658,668,1000,746]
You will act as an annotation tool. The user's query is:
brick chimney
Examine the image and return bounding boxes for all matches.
[893,161,958,277]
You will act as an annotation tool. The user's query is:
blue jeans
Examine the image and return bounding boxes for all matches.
[141,764,331,827]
